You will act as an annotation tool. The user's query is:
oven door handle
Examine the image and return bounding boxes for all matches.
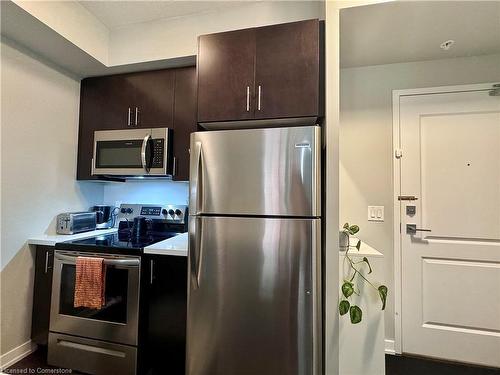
[55,253,140,267]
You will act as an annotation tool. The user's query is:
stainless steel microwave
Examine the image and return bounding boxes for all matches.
[92,128,172,177]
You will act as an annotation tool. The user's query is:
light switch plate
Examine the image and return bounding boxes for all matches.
[368,206,384,221]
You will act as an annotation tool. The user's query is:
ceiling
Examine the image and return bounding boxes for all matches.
[80,1,252,29]
[340,1,500,68]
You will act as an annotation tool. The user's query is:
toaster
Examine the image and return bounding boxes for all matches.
[56,212,97,235]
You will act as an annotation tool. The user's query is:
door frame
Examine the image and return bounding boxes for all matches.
[391,82,497,354]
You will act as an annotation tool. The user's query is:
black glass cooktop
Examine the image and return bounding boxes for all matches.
[54,229,179,254]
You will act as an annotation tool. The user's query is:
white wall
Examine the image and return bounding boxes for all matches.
[103,181,188,207]
[0,39,103,358]
[108,1,325,66]
[340,53,500,342]
[13,0,109,63]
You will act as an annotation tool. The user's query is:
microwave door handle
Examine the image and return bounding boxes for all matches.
[141,135,152,172]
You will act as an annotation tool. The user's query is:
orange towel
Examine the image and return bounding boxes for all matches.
[74,257,106,309]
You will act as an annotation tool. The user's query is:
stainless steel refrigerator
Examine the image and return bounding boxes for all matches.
[187,126,321,375]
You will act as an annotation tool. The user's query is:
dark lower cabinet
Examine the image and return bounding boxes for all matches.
[31,246,54,345]
[145,255,187,375]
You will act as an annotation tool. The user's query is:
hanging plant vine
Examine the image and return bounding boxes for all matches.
[339,223,388,324]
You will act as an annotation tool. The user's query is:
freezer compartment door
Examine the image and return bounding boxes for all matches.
[187,216,321,375]
[189,126,321,216]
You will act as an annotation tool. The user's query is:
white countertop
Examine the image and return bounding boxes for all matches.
[143,232,188,256]
[339,239,384,258]
[28,228,118,246]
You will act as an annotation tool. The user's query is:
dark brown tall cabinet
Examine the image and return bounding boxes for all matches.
[77,66,196,181]
[197,19,322,125]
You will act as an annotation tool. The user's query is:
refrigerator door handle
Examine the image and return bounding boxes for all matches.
[190,141,203,215]
[189,217,202,290]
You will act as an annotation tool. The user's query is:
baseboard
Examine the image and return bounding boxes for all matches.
[385,339,396,355]
[0,340,37,370]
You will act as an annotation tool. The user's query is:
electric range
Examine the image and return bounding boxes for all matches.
[48,203,188,375]
[54,203,188,255]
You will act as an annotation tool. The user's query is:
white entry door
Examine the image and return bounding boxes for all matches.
[398,85,500,367]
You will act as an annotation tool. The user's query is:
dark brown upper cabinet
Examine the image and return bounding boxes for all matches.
[197,29,256,123]
[77,67,196,181]
[172,67,198,181]
[197,19,322,125]
[254,20,320,119]
[127,70,175,128]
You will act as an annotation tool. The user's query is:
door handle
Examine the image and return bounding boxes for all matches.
[257,85,262,111]
[44,251,50,273]
[190,142,203,215]
[135,107,139,126]
[141,135,152,172]
[246,86,250,112]
[189,217,202,290]
[172,156,177,177]
[406,224,432,235]
[127,108,131,126]
[150,259,154,285]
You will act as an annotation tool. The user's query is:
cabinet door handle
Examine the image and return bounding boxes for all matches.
[44,251,50,274]
[257,85,262,111]
[127,108,131,126]
[150,259,154,285]
[172,156,177,177]
[135,107,139,126]
[246,86,250,112]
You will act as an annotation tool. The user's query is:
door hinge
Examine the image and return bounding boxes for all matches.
[395,149,403,159]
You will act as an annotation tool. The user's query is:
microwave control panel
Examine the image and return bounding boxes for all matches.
[152,139,164,168]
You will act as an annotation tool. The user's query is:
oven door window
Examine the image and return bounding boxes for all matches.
[96,140,143,168]
[59,264,129,324]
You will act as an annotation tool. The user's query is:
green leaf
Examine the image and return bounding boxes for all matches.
[378,285,388,310]
[341,281,354,298]
[343,223,350,230]
[356,240,361,251]
[348,225,360,235]
[350,305,362,324]
[339,300,350,316]
[362,257,372,274]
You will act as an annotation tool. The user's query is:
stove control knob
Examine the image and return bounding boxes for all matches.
[175,209,182,216]
[120,208,127,214]
[126,208,133,214]
[168,209,175,216]
[162,209,168,215]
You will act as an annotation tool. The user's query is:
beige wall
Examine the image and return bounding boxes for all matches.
[13,0,109,63]
[109,1,325,66]
[340,53,500,342]
[0,39,103,359]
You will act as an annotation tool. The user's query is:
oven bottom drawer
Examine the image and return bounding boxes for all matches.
[48,332,137,375]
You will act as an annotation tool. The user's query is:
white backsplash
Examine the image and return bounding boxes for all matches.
[103,180,189,207]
